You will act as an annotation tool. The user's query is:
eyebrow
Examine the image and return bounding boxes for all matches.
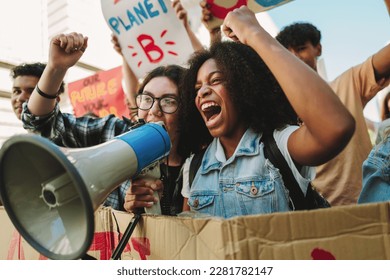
[12,86,35,90]
[196,70,223,84]
[141,91,178,98]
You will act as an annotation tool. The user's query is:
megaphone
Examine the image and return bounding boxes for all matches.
[0,122,170,260]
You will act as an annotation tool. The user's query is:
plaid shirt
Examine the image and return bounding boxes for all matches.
[22,102,132,210]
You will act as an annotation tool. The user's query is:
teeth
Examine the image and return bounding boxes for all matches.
[201,102,218,111]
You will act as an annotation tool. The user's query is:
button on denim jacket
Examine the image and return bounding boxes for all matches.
[188,129,294,218]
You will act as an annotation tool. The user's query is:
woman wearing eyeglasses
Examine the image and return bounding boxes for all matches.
[124,66,192,215]
[21,32,201,215]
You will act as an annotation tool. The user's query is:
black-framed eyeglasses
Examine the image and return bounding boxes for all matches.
[136,93,179,114]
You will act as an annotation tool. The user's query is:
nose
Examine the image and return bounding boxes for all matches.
[197,84,211,99]
[16,90,31,103]
[149,99,162,116]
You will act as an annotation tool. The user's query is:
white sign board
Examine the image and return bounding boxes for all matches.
[101,0,194,79]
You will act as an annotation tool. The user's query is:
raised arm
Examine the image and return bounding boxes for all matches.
[111,33,139,121]
[372,43,390,81]
[199,0,222,46]
[28,32,87,116]
[222,7,355,166]
[172,0,204,52]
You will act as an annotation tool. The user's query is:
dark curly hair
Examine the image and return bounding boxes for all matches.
[10,62,65,94]
[179,41,298,154]
[276,22,321,49]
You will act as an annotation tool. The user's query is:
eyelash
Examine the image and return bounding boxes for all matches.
[195,78,223,92]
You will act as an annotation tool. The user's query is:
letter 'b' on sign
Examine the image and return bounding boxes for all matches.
[100,0,194,79]
[137,34,164,63]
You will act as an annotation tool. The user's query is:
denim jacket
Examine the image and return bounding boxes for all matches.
[358,133,390,204]
[187,127,313,218]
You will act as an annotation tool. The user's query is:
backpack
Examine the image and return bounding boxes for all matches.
[188,131,331,211]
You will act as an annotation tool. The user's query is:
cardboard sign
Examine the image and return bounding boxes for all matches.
[100,0,194,79]
[205,0,294,30]
[2,203,390,260]
[67,66,130,118]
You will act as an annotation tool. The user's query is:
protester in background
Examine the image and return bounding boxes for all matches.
[358,129,390,204]
[4,63,64,207]
[21,33,192,215]
[177,7,354,218]
[110,0,204,122]
[110,34,139,122]
[276,22,390,206]
[10,62,64,120]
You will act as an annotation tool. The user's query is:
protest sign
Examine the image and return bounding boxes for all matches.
[100,0,194,79]
[204,0,294,30]
[68,66,129,118]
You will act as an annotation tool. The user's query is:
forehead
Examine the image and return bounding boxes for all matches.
[290,41,316,49]
[197,59,219,79]
[13,75,39,88]
[143,76,178,96]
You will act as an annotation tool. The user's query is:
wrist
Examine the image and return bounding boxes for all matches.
[45,63,69,76]
[35,85,59,99]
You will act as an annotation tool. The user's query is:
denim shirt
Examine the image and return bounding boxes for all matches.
[187,127,313,218]
[358,133,390,204]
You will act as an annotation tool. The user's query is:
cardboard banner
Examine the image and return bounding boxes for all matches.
[205,0,294,30]
[67,66,130,118]
[100,0,194,79]
[2,203,390,260]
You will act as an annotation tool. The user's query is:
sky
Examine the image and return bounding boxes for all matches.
[266,0,389,120]
[267,0,389,81]
[0,0,389,120]
[191,0,389,120]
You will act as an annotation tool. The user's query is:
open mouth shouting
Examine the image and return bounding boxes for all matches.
[200,101,222,128]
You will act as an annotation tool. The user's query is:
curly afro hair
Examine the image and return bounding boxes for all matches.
[179,41,298,155]
[276,22,321,49]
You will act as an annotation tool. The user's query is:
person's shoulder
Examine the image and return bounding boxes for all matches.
[330,55,374,84]
[273,125,299,139]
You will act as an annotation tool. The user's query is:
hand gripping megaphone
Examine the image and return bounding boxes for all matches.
[0,122,170,260]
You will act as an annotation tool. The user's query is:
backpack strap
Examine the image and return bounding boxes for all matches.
[189,149,207,187]
[262,130,307,210]
[188,132,308,210]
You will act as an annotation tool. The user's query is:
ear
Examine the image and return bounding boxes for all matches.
[56,96,61,103]
[315,43,322,57]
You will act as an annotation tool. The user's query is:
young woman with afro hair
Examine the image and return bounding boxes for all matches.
[177,6,355,218]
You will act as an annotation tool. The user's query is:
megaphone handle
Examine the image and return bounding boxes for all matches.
[111,213,141,260]
[138,161,162,215]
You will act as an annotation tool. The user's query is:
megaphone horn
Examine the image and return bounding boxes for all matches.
[0,122,170,260]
